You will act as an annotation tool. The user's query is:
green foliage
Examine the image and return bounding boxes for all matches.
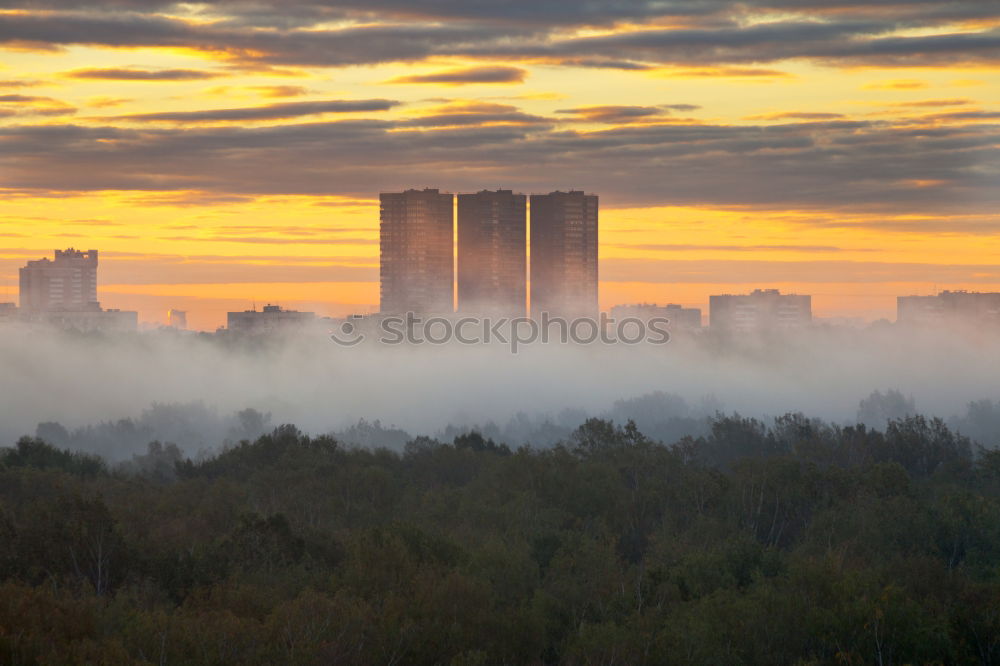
[0,436,106,476]
[1,415,998,664]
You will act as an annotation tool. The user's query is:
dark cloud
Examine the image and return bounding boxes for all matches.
[0,94,76,116]
[0,94,51,103]
[115,99,401,122]
[0,2,996,69]
[399,101,552,127]
[887,99,973,108]
[557,105,670,123]
[401,111,551,127]
[0,0,720,27]
[490,20,1000,68]
[0,80,43,88]
[1,114,997,215]
[0,13,510,67]
[664,67,794,77]
[388,66,527,84]
[750,112,846,120]
[64,67,223,80]
[556,59,654,70]
[927,111,1000,121]
[8,1,996,31]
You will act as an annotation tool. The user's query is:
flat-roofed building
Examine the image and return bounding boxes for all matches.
[530,190,598,319]
[18,248,138,331]
[457,189,527,317]
[167,309,188,330]
[227,304,315,335]
[380,188,454,315]
[610,303,702,331]
[710,289,811,333]
[40,308,138,332]
[19,248,99,312]
[898,290,1000,327]
[0,302,17,324]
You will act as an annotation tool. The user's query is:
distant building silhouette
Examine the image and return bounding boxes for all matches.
[530,190,598,319]
[457,189,526,317]
[898,290,1000,327]
[19,248,99,312]
[42,308,138,333]
[610,303,702,331]
[710,289,811,332]
[380,189,454,315]
[0,302,17,324]
[227,304,315,335]
[17,248,137,331]
[167,309,187,330]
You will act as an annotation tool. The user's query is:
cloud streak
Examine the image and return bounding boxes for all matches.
[388,66,527,84]
[557,105,675,123]
[114,99,401,123]
[63,67,223,81]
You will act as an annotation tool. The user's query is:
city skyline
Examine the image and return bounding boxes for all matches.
[5,186,998,331]
[8,243,1000,334]
[0,0,997,330]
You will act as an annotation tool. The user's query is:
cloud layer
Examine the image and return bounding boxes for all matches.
[1,1,998,69]
[3,114,997,213]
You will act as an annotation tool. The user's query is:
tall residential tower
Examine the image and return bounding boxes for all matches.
[19,248,99,312]
[529,190,598,319]
[457,189,527,317]
[379,189,455,315]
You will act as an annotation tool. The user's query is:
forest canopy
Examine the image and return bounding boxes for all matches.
[1,412,999,664]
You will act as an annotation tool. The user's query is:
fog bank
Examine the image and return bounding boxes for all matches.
[1,323,997,459]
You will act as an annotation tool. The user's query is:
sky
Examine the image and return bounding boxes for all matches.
[0,0,998,331]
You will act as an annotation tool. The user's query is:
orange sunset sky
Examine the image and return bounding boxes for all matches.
[1,1,998,330]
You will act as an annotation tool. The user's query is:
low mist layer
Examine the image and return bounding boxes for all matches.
[1,323,998,460]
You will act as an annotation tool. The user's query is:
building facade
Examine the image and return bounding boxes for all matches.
[227,304,315,334]
[709,289,811,332]
[457,189,527,317]
[529,191,598,319]
[897,291,1000,327]
[0,302,17,325]
[18,248,138,331]
[41,308,138,333]
[379,189,455,315]
[19,248,99,312]
[610,303,702,331]
[167,309,188,330]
